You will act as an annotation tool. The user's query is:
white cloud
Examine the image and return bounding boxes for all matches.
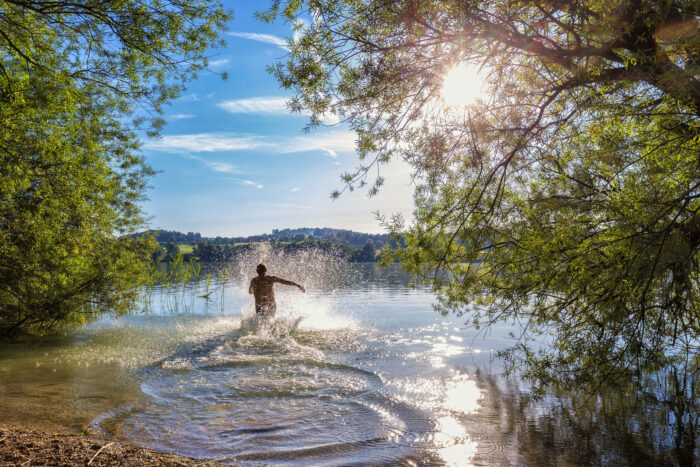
[218,97,288,114]
[218,96,339,124]
[319,112,340,125]
[280,130,356,155]
[179,154,240,174]
[227,32,288,51]
[143,134,270,153]
[290,187,300,192]
[319,147,338,158]
[206,161,239,174]
[208,58,229,69]
[179,93,199,102]
[219,177,264,189]
[311,8,323,28]
[143,130,356,158]
[170,114,194,120]
[293,18,310,42]
[238,179,264,189]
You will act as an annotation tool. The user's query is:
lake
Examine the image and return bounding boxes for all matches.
[0,253,696,465]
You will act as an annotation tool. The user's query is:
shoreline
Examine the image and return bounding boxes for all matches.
[0,424,222,466]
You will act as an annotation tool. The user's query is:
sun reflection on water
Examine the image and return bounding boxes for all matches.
[444,374,481,413]
[390,370,482,466]
[435,415,477,466]
[435,375,481,465]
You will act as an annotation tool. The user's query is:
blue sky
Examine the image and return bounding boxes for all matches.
[141,1,414,237]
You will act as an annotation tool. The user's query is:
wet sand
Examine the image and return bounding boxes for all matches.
[0,425,222,466]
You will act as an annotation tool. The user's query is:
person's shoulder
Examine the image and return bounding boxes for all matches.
[250,276,259,283]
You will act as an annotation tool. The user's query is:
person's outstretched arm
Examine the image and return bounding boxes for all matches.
[272,276,305,293]
[249,278,255,295]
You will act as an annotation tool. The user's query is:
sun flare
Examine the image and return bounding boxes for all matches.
[441,63,485,107]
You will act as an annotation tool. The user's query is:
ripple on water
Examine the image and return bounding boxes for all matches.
[92,320,435,465]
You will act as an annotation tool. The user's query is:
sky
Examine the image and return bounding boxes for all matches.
[141,1,415,237]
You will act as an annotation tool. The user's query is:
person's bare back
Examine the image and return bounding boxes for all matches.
[249,263,305,317]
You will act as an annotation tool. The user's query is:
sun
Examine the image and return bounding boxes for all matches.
[440,63,485,107]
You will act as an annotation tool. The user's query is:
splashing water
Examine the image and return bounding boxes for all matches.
[224,242,359,290]
[144,245,360,330]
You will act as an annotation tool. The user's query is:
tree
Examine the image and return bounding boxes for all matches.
[262,1,699,393]
[0,1,231,336]
[357,239,377,262]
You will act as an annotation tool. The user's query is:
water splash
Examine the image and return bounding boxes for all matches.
[229,243,354,286]
[143,244,360,322]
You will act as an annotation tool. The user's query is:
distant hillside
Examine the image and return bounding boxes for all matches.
[132,227,390,248]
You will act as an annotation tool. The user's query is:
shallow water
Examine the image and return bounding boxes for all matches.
[0,263,697,465]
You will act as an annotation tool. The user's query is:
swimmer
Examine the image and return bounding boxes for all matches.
[248,263,305,318]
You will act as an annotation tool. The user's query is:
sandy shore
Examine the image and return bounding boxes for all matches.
[0,425,223,466]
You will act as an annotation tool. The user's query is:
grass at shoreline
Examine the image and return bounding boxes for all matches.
[0,425,222,466]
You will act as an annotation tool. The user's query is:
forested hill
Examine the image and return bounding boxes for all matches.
[132,228,390,248]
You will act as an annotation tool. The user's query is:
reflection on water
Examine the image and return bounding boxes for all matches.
[435,415,476,466]
[0,260,697,465]
[461,371,699,466]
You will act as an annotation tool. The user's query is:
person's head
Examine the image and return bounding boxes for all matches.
[256,263,267,276]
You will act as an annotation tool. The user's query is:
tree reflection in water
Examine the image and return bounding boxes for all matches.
[462,364,698,466]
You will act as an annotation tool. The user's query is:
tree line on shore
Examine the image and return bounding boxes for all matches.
[134,227,390,249]
[151,237,382,263]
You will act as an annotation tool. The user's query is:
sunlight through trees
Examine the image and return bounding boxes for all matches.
[441,63,486,107]
[262,0,700,395]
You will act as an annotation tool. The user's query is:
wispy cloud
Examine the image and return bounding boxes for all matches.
[290,187,300,192]
[208,58,229,69]
[224,178,264,189]
[241,179,264,189]
[182,154,240,174]
[143,130,355,158]
[293,18,310,42]
[218,96,339,124]
[227,32,288,51]
[319,147,338,158]
[206,161,240,174]
[280,130,355,155]
[320,113,340,125]
[170,113,194,120]
[218,97,288,114]
[143,134,270,153]
[179,93,199,102]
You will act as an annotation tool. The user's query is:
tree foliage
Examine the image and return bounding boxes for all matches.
[0,1,231,336]
[132,226,391,247]
[262,0,700,393]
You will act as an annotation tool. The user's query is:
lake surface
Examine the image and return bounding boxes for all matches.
[0,257,697,466]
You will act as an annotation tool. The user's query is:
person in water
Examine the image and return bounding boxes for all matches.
[249,263,305,317]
